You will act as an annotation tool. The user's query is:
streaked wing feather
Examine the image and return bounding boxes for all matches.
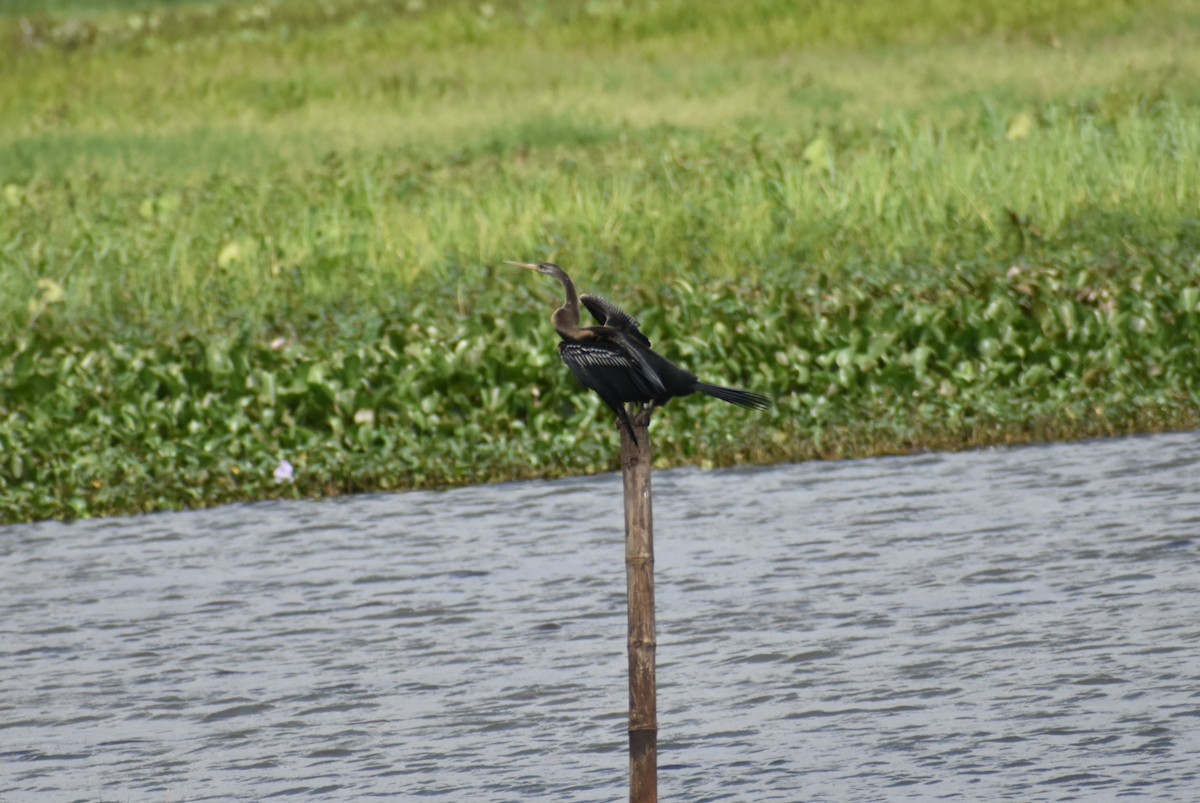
[609,332,665,395]
[559,342,660,402]
[559,342,637,370]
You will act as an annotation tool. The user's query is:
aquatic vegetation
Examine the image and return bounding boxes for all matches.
[3,235,1197,522]
[1,0,1198,521]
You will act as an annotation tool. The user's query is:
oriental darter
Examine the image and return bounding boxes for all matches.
[507,261,771,442]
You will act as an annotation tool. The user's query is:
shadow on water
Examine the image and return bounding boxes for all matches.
[3,431,1200,801]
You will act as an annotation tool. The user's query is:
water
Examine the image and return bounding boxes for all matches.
[3,431,1200,801]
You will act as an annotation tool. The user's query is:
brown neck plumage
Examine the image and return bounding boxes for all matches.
[549,267,583,337]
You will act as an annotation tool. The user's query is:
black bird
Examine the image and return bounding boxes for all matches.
[507,261,771,441]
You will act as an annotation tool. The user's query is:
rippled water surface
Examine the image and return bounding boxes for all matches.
[4,432,1200,801]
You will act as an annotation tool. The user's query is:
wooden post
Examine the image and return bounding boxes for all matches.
[620,407,657,803]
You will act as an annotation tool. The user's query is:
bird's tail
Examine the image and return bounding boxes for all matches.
[694,382,773,410]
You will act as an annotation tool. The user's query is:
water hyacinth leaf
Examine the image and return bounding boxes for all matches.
[1180,287,1200,314]
[907,345,934,377]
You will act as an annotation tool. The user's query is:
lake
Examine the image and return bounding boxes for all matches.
[3,431,1199,801]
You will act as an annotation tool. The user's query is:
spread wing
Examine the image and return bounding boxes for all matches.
[580,294,651,347]
[558,341,662,404]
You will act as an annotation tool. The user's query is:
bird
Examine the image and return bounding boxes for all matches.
[506,261,771,442]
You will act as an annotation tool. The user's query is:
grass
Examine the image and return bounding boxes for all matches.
[2,0,1199,522]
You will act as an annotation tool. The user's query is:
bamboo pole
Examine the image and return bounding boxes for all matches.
[620,407,657,803]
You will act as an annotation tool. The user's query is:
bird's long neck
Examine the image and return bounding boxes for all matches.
[551,270,583,337]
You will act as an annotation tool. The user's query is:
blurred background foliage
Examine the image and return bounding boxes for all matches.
[1,0,1198,521]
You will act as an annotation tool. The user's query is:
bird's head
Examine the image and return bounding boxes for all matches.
[504,260,566,279]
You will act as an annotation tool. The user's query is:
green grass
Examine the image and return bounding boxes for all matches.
[2,0,1199,521]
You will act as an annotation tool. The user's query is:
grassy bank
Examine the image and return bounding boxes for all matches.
[2,0,1199,522]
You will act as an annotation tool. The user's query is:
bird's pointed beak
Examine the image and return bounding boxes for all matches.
[504,260,540,271]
